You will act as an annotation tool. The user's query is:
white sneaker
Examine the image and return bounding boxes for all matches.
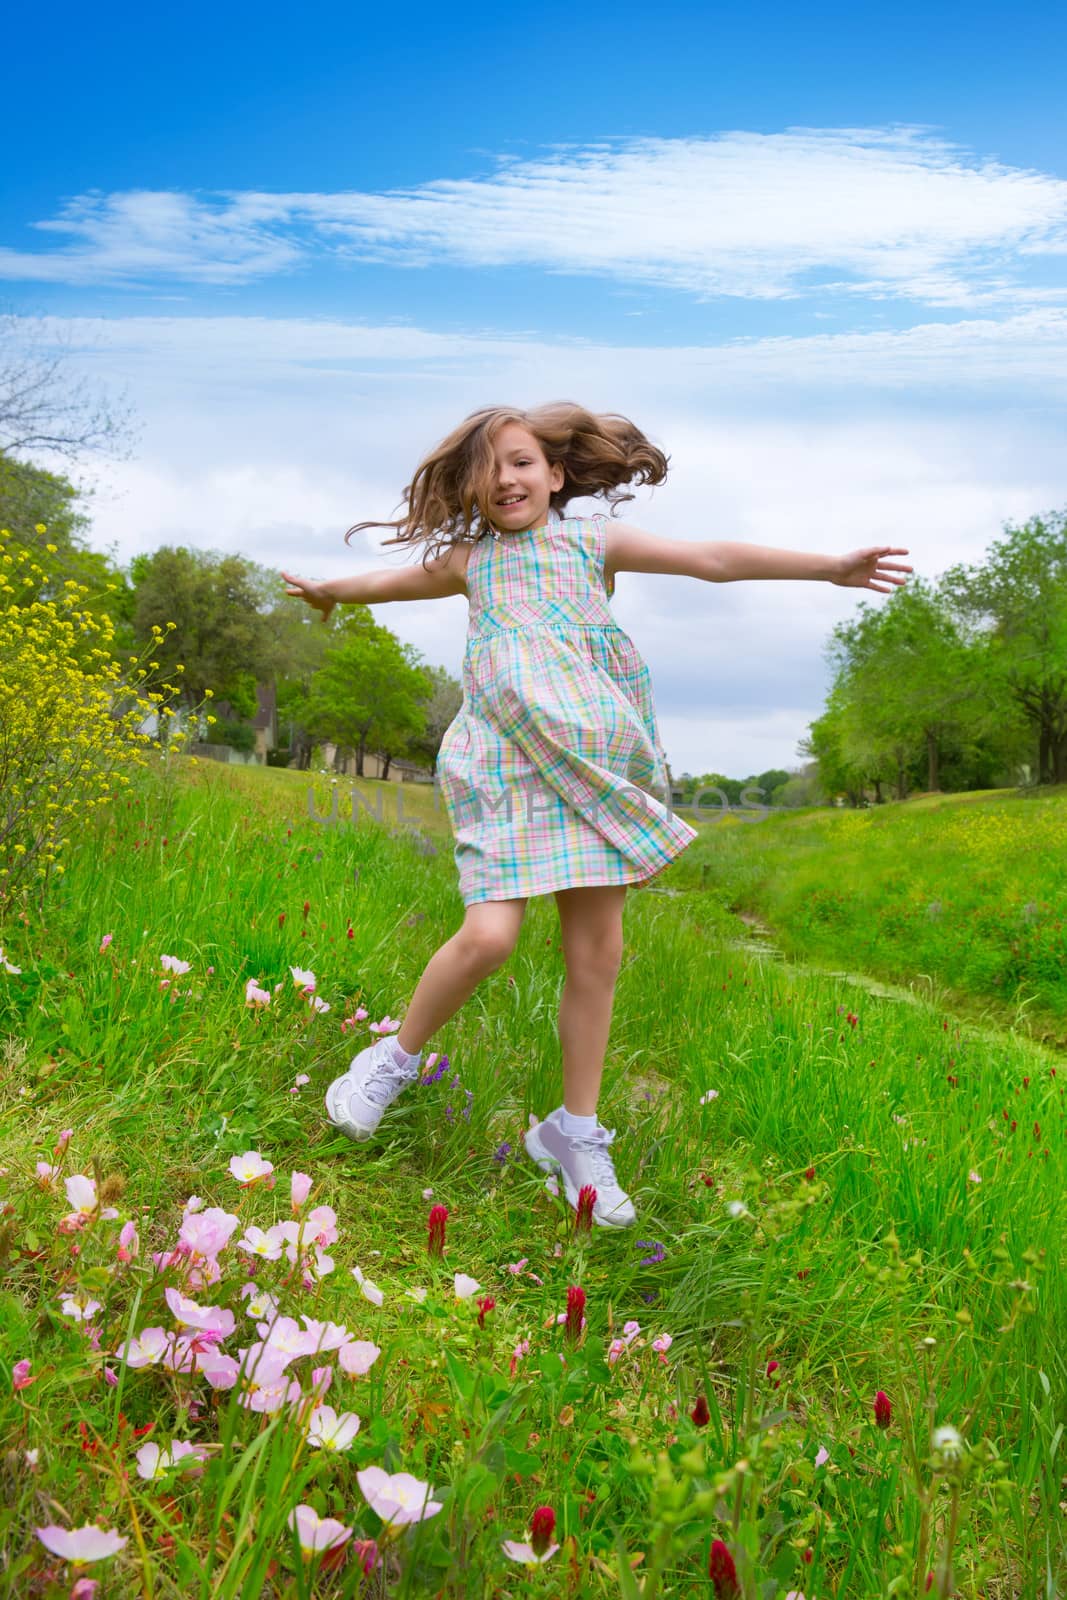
[524,1108,637,1228]
[325,1036,419,1141]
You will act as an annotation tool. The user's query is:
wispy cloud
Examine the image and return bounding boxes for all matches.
[4,129,1066,307]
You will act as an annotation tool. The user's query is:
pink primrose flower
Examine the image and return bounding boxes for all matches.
[305,1404,361,1451]
[164,1287,235,1338]
[115,1327,171,1368]
[64,1174,98,1217]
[228,1151,274,1187]
[245,978,271,1008]
[356,1466,443,1527]
[287,1504,352,1556]
[13,1359,35,1391]
[99,934,113,953]
[338,1339,381,1377]
[35,1525,128,1562]
[290,1171,312,1209]
[60,1291,101,1323]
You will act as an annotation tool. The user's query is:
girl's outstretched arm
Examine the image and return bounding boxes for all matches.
[604,521,912,593]
[282,547,468,622]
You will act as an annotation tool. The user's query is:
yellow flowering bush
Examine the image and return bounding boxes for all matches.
[0,526,187,904]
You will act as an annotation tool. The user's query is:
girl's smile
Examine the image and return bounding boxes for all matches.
[487,422,565,534]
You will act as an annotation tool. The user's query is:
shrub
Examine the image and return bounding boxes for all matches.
[0,527,188,904]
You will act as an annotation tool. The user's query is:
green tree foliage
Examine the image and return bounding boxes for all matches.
[129,546,278,714]
[0,451,134,639]
[294,610,433,776]
[405,663,464,777]
[941,512,1067,786]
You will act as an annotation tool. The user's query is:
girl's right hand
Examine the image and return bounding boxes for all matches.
[282,571,335,624]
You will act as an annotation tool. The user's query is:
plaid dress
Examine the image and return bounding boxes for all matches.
[437,507,699,904]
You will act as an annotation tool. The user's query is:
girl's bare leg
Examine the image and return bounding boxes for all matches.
[396,898,527,1054]
[553,885,626,1116]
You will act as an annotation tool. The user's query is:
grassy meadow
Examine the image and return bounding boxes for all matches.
[0,761,1064,1598]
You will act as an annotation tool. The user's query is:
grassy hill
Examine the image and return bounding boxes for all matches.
[0,762,1063,1596]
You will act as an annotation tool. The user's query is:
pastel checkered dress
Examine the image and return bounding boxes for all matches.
[437,507,699,904]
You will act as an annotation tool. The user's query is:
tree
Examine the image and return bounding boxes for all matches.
[406,664,464,776]
[0,449,135,643]
[129,546,277,712]
[296,612,432,776]
[0,311,135,462]
[941,511,1067,786]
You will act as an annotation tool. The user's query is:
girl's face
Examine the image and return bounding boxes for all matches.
[486,422,565,534]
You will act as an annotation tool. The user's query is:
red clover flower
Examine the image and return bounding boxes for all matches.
[427,1205,449,1258]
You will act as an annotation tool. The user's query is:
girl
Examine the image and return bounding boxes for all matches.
[282,402,911,1227]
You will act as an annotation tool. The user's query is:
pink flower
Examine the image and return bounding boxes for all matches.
[70,1581,99,1599]
[117,1220,139,1262]
[35,1525,128,1562]
[356,1466,443,1526]
[509,1338,530,1377]
[245,978,271,1008]
[291,1171,312,1210]
[64,1174,98,1217]
[368,1014,400,1035]
[178,1206,239,1257]
[36,1161,61,1186]
[291,1074,310,1093]
[305,1404,361,1451]
[53,1128,73,1154]
[99,934,113,953]
[351,1265,384,1306]
[453,1272,480,1300]
[160,954,191,975]
[814,1445,830,1468]
[287,1504,352,1556]
[115,1327,171,1368]
[164,1287,235,1338]
[289,965,316,992]
[228,1151,274,1187]
[874,1390,892,1429]
[338,1339,381,1376]
[13,1359,35,1391]
[651,1333,673,1364]
[59,1291,101,1323]
[103,1367,119,1388]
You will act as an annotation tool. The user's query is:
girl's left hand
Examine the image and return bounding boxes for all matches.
[832,547,913,593]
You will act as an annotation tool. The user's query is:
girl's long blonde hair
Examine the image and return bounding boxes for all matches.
[346,402,669,562]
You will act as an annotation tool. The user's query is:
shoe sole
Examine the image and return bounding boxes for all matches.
[524,1124,635,1229]
[324,1075,377,1142]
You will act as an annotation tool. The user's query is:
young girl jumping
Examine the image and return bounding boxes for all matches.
[282,402,911,1227]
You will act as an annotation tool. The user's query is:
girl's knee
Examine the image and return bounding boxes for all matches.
[568,932,624,982]
[456,918,521,972]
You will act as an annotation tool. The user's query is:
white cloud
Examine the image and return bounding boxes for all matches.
[4,129,1067,308]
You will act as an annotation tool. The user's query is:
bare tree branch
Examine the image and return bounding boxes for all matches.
[0,309,140,462]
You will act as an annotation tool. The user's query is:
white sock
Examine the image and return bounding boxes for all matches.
[387,1034,422,1071]
[559,1107,598,1137]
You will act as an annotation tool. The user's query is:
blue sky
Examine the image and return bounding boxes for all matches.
[4,0,1066,777]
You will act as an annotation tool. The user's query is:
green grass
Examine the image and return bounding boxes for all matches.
[669,787,1067,1047]
[0,763,1064,1598]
